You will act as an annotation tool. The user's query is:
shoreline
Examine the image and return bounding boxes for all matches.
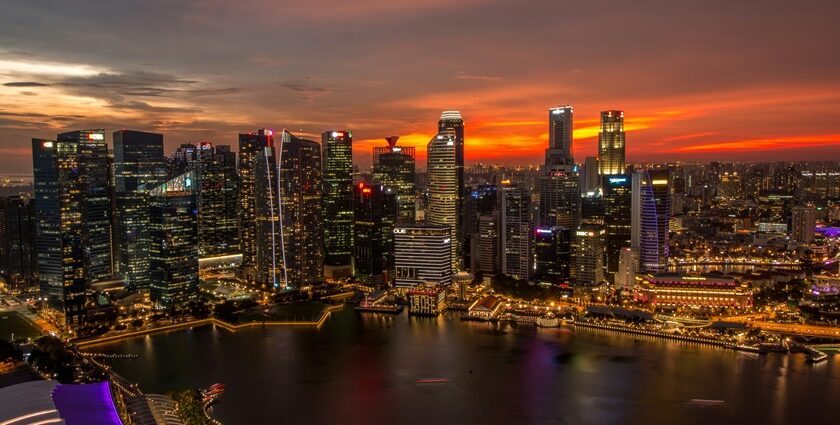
[75,304,343,348]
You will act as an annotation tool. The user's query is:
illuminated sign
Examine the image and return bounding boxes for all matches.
[87,133,104,141]
[551,109,563,115]
[362,188,372,194]
[608,177,627,184]
[651,179,668,186]
[42,141,53,148]
[535,229,553,234]
[394,228,407,234]
[392,147,402,152]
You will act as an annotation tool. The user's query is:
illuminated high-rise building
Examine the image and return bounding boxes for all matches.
[373,136,416,224]
[603,174,632,281]
[791,204,816,244]
[573,223,606,286]
[598,110,626,175]
[534,226,571,284]
[632,170,671,273]
[113,130,165,290]
[253,139,281,289]
[57,130,113,282]
[279,131,324,287]
[545,106,574,167]
[393,225,452,289]
[148,171,198,307]
[464,184,498,273]
[238,129,275,284]
[322,130,354,271]
[539,170,580,229]
[437,111,465,267]
[615,247,639,289]
[427,131,460,269]
[353,183,397,286]
[500,182,532,281]
[33,133,110,327]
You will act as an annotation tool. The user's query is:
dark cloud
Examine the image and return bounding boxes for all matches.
[3,82,49,87]
[109,101,203,114]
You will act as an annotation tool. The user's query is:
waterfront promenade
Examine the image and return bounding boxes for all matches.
[76,304,343,348]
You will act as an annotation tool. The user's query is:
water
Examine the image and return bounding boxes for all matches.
[92,306,838,425]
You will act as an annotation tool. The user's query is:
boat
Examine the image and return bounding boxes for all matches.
[416,378,448,384]
[536,317,560,328]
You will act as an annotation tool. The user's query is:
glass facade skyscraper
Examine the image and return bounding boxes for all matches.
[148,171,199,307]
[603,174,632,281]
[113,130,165,290]
[437,111,464,268]
[632,170,671,273]
[597,110,626,176]
[322,130,354,268]
[545,106,574,167]
[353,183,397,287]
[373,137,416,224]
[500,182,532,281]
[427,132,459,270]
[238,129,275,284]
[279,131,324,287]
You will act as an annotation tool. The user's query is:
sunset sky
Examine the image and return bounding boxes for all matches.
[1,0,839,173]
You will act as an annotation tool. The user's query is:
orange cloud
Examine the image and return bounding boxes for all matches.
[672,134,840,152]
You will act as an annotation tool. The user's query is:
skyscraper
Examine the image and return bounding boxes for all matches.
[253,138,281,289]
[238,129,275,285]
[573,224,606,286]
[322,130,354,273]
[464,184,498,273]
[170,142,240,257]
[57,129,113,282]
[500,182,532,281]
[32,137,87,327]
[393,225,452,289]
[597,110,626,175]
[353,183,397,287]
[534,226,571,284]
[427,131,460,269]
[373,137,416,224]
[539,169,580,229]
[545,106,574,167]
[603,174,632,281]
[438,111,465,267]
[0,195,37,291]
[279,131,324,287]
[113,130,165,290]
[632,170,671,273]
[615,247,639,290]
[148,171,198,308]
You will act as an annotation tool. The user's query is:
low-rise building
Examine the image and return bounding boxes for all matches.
[468,295,504,320]
[408,284,445,316]
[634,273,752,309]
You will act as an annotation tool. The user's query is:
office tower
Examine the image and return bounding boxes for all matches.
[539,170,580,229]
[373,136,416,224]
[582,156,600,192]
[393,225,452,289]
[500,183,532,281]
[148,171,198,307]
[791,205,816,244]
[427,132,460,269]
[464,184,498,273]
[597,110,626,175]
[322,130,354,272]
[113,130,165,290]
[239,129,275,284]
[544,106,574,167]
[279,131,324,287]
[603,174,632,281]
[171,142,240,257]
[0,195,37,290]
[616,248,639,290]
[534,226,571,284]
[32,138,87,327]
[253,139,282,289]
[196,143,239,257]
[477,213,500,277]
[573,224,605,286]
[57,130,113,281]
[580,188,605,225]
[438,112,465,244]
[353,183,397,286]
[632,170,671,273]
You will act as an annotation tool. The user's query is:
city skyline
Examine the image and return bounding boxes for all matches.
[1,0,840,174]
